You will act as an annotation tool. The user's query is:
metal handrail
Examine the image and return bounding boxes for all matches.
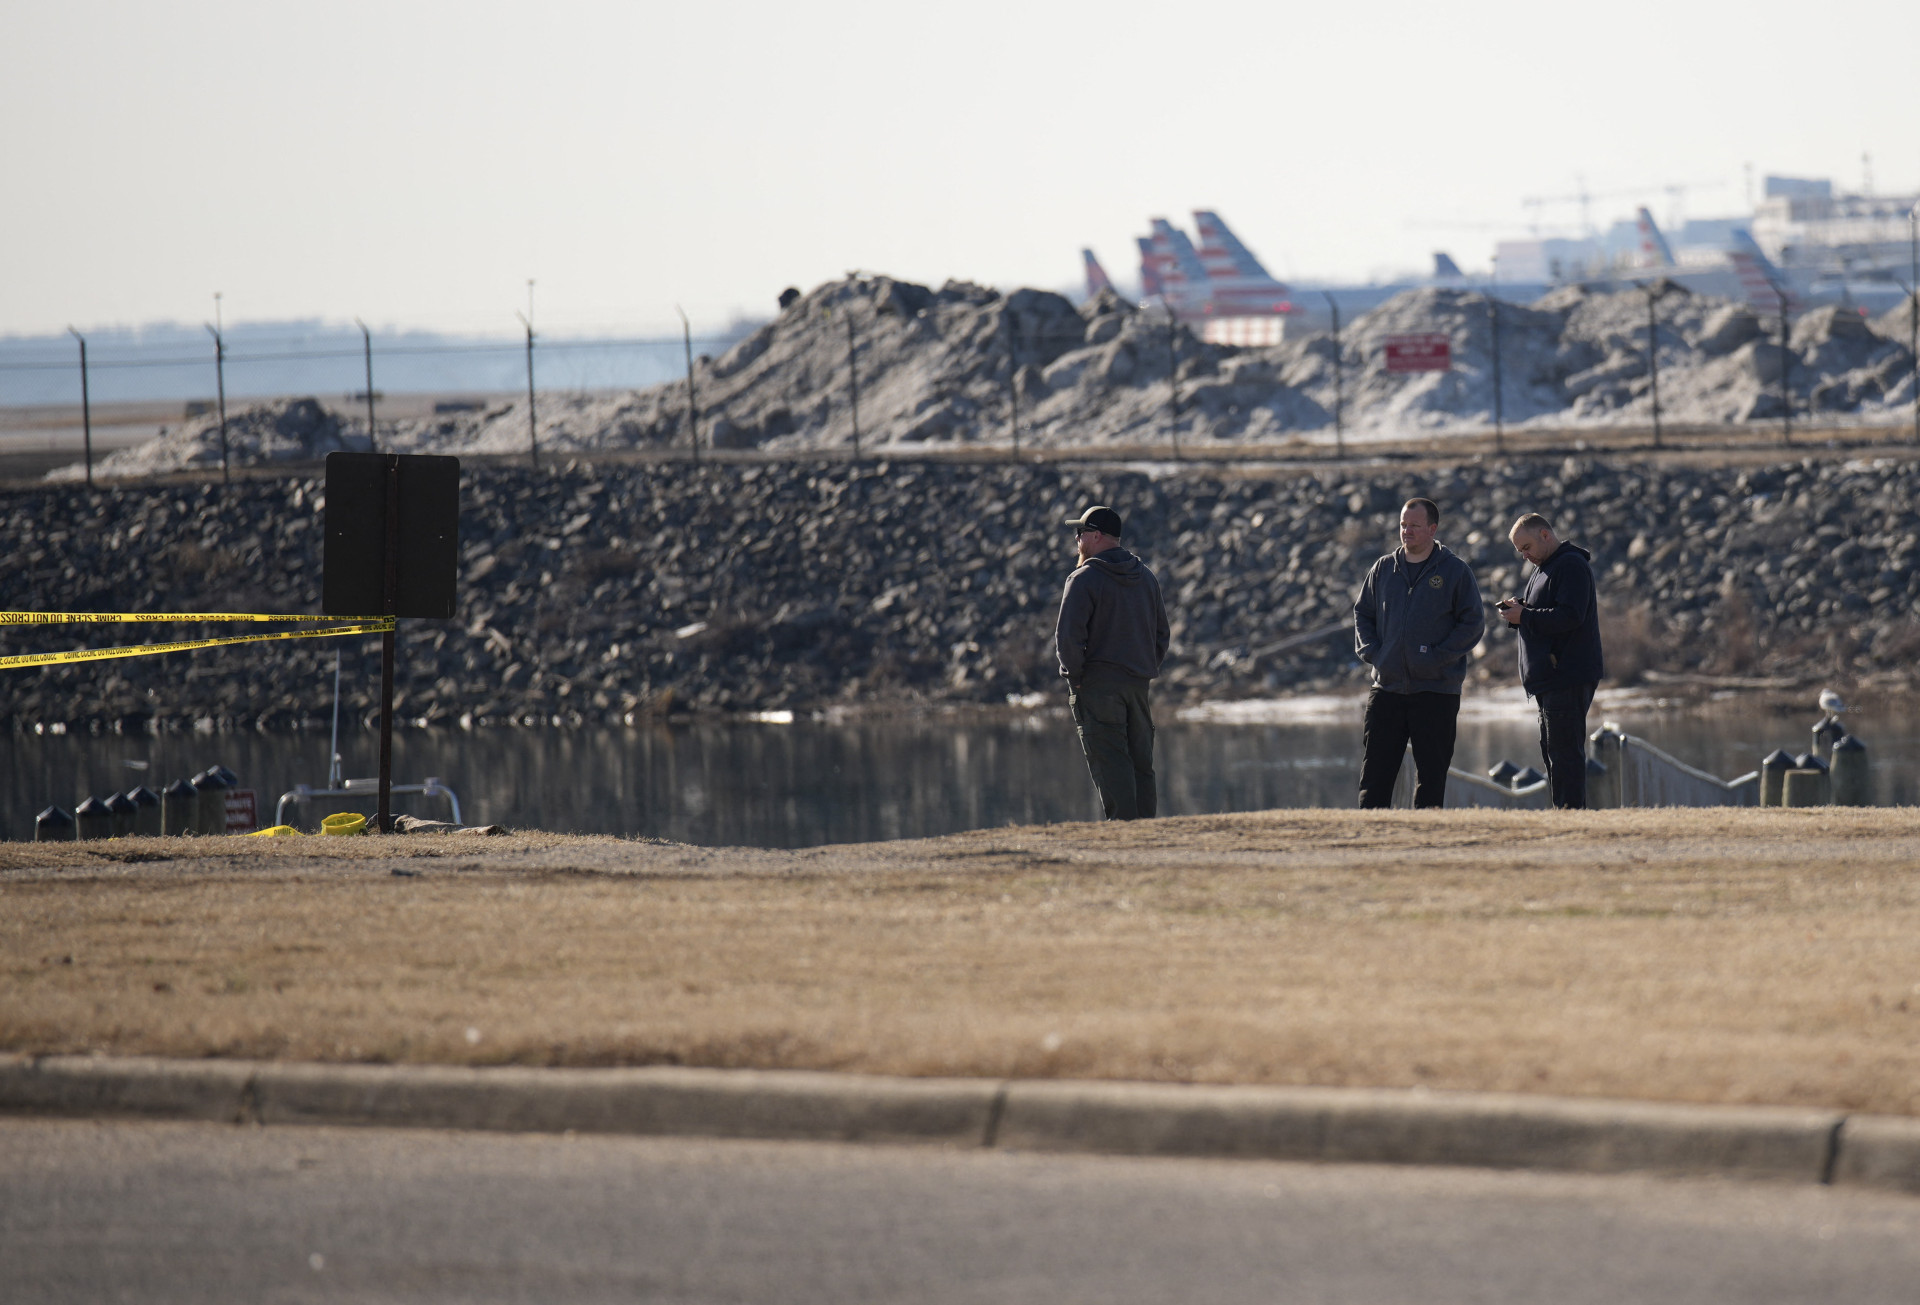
[274,776,461,828]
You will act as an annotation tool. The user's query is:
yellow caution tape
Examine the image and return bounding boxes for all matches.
[0,612,386,626]
[0,618,395,670]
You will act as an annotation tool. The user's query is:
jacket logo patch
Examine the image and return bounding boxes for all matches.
[1427,575,1444,589]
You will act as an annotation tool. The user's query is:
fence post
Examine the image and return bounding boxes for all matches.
[205,320,229,485]
[846,311,861,460]
[676,306,699,464]
[516,293,539,470]
[1167,315,1181,461]
[1321,290,1343,458]
[1006,309,1020,461]
[1645,285,1664,449]
[67,327,92,486]
[355,318,378,454]
[1488,292,1504,456]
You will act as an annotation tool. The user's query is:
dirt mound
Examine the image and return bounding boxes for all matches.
[48,398,365,482]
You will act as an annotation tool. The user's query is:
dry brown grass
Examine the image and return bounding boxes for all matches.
[4,809,1920,1116]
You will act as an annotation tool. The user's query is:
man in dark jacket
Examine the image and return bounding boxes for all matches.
[1353,497,1485,808]
[1499,512,1605,808]
[1056,505,1170,821]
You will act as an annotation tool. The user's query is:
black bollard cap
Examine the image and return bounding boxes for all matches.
[75,796,108,817]
[1512,766,1546,789]
[1762,749,1794,768]
[1832,734,1866,753]
[163,778,195,799]
[1792,753,1829,773]
[36,806,75,828]
[126,786,160,808]
[1487,760,1520,785]
[191,768,231,792]
[103,792,134,815]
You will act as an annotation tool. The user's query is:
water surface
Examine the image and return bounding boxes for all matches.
[7,700,1912,847]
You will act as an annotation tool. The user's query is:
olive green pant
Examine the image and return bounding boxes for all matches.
[1069,678,1157,821]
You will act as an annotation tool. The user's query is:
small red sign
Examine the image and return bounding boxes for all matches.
[1384,333,1452,373]
[225,790,258,834]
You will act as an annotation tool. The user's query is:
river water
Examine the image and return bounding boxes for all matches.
[6,694,1915,847]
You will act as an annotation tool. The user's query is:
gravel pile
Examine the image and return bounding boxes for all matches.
[5,455,1920,732]
[46,398,372,482]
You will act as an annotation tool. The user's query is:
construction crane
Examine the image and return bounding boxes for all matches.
[1520,179,1726,236]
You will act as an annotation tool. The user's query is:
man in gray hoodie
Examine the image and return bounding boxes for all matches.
[1352,497,1486,808]
[1056,505,1171,820]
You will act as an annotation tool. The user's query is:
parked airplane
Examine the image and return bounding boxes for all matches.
[1082,249,1116,299]
[1725,228,1793,313]
[1636,206,1677,268]
[1191,210,1296,317]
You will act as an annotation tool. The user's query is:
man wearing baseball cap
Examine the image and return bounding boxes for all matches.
[1055,504,1171,820]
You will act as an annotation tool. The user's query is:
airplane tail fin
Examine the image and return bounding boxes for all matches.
[1151,218,1209,291]
[1636,207,1676,268]
[1082,249,1114,299]
[1136,236,1165,298]
[1432,252,1463,280]
[1192,210,1286,290]
[1727,228,1791,313]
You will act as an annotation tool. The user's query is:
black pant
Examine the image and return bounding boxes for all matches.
[1358,688,1460,809]
[1535,681,1597,809]
[1069,678,1156,820]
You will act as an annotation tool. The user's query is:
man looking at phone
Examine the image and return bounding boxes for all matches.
[1499,513,1605,809]
[1353,497,1485,808]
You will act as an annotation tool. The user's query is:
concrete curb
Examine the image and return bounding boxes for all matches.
[2,1055,1915,1194]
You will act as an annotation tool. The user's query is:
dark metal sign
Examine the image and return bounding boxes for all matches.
[323,452,460,619]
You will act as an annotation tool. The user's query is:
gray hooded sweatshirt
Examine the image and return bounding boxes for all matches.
[1352,543,1485,695]
[1055,547,1170,686]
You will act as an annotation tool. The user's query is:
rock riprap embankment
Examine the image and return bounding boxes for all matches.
[4,455,1920,731]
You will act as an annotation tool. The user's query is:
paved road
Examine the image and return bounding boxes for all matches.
[4,1117,1919,1304]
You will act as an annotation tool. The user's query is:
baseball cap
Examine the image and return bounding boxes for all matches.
[1063,505,1123,538]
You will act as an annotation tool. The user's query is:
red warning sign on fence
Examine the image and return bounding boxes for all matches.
[1383,334,1452,373]
[225,790,258,834]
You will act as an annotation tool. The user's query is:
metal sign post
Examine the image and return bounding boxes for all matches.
[324,452,461,833]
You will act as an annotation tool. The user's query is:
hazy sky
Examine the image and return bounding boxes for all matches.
[5,0,1916,339]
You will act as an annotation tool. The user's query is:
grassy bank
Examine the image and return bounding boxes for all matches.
[3,808,1918,1116]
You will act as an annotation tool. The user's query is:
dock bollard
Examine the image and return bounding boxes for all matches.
[1487,760,1520,786]
[1811,716,1846,766]
[1783,754,1831,807]
[1759,750,1794,807]
[127,786,162,836]
[75,796,112,840]
[161,778,197,836]
[1830,734,1870,806]
[191,767,232,836]
[34,806,75,841]
[104,791,135,838]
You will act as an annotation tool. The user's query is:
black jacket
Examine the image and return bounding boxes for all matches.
[1055,547,1170,685]
[1353,544,1485,695]
[1516,542,1604,692]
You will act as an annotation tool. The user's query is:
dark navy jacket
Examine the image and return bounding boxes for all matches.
[1353,544,1485,695]
[1516,542,1605,693]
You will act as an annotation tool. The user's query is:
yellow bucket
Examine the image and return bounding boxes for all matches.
[248,824,303,837]
[321,812,368,837]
